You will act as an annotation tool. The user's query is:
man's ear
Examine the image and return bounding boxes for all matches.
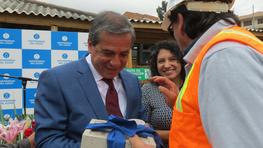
[176,13,192,49]
[177,13,185,35]
[88,39,94,54]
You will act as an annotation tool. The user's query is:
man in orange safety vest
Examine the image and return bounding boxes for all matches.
[129,0,263,147]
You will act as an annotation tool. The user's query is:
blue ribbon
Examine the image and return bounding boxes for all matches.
[86,115,163,148]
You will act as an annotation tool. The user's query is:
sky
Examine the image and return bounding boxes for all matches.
[39,0,263,17]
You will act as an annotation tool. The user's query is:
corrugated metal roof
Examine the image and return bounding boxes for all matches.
[123,11,162,24]
[0,0,163,25]
[129,18,162,24]
[0,0,95,21]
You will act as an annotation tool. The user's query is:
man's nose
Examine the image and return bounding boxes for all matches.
[110,56,121,67]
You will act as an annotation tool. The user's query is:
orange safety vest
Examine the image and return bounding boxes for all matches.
[169,26,263,148]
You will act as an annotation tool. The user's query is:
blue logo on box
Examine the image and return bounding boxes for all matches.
[26,88,37,108]
[33,33,40,40]
[22,50,51,68]
[62,53,68,59]
[3,52,10,59]
[0,28,21,49]
[51,31,78,50]
[33,72,40,79]
[3,92,10,99]
[0,69,22,89]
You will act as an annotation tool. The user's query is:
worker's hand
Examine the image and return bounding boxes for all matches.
[128,135,154,148]
[28,132,35,148]
[151,76,179,108]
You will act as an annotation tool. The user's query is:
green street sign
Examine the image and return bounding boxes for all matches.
[125,68,150,80]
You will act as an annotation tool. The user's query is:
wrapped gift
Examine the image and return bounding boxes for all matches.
[80,116,156,148]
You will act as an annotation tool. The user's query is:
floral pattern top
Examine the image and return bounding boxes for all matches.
[141,82,172,130]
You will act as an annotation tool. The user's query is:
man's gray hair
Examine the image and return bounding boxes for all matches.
[89,11,135,46]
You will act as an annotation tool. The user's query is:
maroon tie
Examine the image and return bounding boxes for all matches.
[102,78,123,117]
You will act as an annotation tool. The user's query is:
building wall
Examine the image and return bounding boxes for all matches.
[240,12,263,30]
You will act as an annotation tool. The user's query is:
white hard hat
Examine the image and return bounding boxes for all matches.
[167,0,185,11]
[161,0,189,31]
[161,0,235,31]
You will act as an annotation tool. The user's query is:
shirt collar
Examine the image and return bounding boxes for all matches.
[183,38,198,56]
[183,19,235,64]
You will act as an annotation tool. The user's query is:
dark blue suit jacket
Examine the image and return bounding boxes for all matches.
[35,58,146,148]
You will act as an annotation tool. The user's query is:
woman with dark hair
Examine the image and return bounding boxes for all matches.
[141,40,185,147]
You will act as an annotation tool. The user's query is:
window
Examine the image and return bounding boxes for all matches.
[243,20,252,26]
[258,18,263,24]
[139,50,151,65]
[133,43,152,66]
[132,43,140,66]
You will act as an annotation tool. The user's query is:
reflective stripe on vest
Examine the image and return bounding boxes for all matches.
[170,26,263,148]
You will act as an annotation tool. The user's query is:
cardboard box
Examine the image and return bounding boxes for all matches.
[80,119,156,148]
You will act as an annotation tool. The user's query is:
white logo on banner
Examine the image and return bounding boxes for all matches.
[22,30,51,49]
[0,33,15,45]
[51,50,78,67]
[0,73,16,85]
[2,73,10,80]
[78,32,89,51]
[57,35,72,47]
[33,54,40,60]
[0,49,22,68]
[3,33,10,39]
[62,36,68,42]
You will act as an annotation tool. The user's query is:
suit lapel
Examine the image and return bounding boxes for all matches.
[76,58,108,119]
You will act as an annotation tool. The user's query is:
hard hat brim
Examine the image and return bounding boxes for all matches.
[161,11,171,31]
[161,0,235,31]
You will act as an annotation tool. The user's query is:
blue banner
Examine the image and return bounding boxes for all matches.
[51,31,78,50]
[0,69,22,89]
[2,109,23,118]
[26,88,37,108]
[0,28,21,49]
[0,28,92,114]
[22,50,51,68]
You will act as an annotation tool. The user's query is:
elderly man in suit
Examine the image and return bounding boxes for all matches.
[35,11,146,148]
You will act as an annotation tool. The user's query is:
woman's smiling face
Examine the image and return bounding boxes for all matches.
[157,49,182,81]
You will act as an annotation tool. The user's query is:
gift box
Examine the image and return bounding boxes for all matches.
[81,118,156,148]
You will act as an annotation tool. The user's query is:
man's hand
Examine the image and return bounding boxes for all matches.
[151,76,179,108]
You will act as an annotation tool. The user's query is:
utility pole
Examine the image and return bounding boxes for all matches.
[252,4,255,29]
